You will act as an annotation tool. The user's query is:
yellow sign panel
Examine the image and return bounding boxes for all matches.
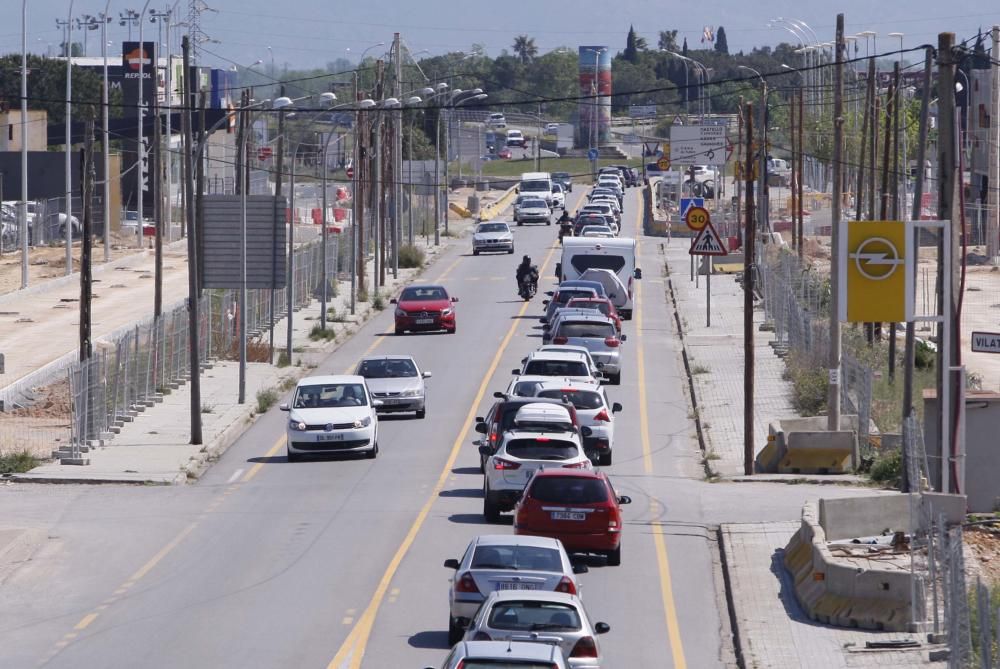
[657,157,671,170]
[685,206,710,231]
[844,220,907,322]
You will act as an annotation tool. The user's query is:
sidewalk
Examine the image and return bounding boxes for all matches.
[8,199,483,483]
[662,240,796,477]
[721,522,944,668]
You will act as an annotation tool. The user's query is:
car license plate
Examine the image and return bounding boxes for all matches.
[415,318,434,325]
[497,582,537,591]
[316,433,345,442]
[551,511,586,521]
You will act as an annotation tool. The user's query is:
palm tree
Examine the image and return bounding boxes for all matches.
[658,30,678,52]
[512,35,538,64]
[634,36,648,51]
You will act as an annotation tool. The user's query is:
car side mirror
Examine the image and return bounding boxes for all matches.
[279,403,290,412]
[581,426,592,437]
[451,296,459,303]
[596,362,605,368]
[493,391,504,398]
[542,300,550,306]
[572,563,589,574]
[475,416,484,423]
[554,262,562,278]
[618,496,632,505]
[443,558,460,570]
[620,334,627,342]
[520,357,527,364]
[539,317,548,324]
[475,423,487,434]
[478,445,492,457]
[595,622,611,635]
[511,368,521,375]
[372,399,384,407]
[545,291,554,297]
[389,298,398,304]
[423,371,432,379]
[634,268,642,279]
[612,402,623,413]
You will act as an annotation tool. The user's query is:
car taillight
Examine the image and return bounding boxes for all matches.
[555,576,577,594]
[553,336,568,344]
[604,337,620,347]
[455,572,481,594]
[570,636,599,658]
[593,409,610,422]
[628,276,633,299]
[493,458,521,470]
[563,461,589,469]
[472,631,492,641]
[608,510,621,533]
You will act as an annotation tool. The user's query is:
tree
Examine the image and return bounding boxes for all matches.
[715,26,729,55]
[658,30,679,52]
[682,38,688,56]
[0,54,108,126]
[624,25,639,63]
[512,35,538,65]
[634,36,648,51]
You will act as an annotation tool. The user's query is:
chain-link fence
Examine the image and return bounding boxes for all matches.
[61,233,342,452]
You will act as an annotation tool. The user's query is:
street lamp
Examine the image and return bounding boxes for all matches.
[581,47,607,158]
[738,65,769,235]
[61,0,77,276]
[135,0,154,251]
[888,32,907,200]
[98,4,113,262]
[19,0,29,288]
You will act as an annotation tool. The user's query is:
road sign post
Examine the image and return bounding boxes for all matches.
[587,147,599,180]
[688,216,727,326]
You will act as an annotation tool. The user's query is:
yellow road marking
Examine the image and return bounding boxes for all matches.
[436,255,463,281]
[73,613,98,631]
[242,435,287,483]
[327,243,559,669]
[128,522,198,583]
[633,192,687,668]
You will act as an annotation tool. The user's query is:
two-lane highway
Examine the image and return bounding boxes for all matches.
[0,187,732,669]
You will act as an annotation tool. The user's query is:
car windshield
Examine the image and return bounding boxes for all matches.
[557,322,616,339]
[511,381,546,397]
[523,360,590,377]
[552,172,569,179]
[399,286,447,301]
[569,254,627,274]
[537,388,604,410]
[293,383,368,408]
[522,198,546,207]
[567,300,611,317]
[477,223,509,233]
[505,438,578,460]
[528,475,609,503]
[486,600,582,632]
[471,545,563,571]
[521,181,549,193]
[357,358,417,379]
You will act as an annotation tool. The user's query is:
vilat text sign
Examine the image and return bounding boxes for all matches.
[971,332,1000,354]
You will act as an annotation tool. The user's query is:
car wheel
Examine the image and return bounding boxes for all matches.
[447,326,456,334]
[546,220,552,226]
[395,327,405,336]
[599,450,613,467]
[517,221,523,226]
[286,448,300,463]
[479,455,486,475]
[606,544,621,566]
[508,248,514,254]
[448,618,465,646]
[609,372,621,386]
[473,250,480,256]
[483,488,501,523]
[416,408,426,419]
[366,442,378,459]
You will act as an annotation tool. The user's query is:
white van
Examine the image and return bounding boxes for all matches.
[518,172,554,208]
[556,238,642,320]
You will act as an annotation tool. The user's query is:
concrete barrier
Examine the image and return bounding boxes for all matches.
[757,415,860,474]
[784,493,966,632]
[449,202,472,219]
[477,185,518,222]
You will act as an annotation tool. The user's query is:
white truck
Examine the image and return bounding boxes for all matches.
[518,171,554,209]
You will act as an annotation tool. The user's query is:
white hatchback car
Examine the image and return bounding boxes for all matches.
[550,183,566,210]
[532,381,621,466]
[281,375,380,460]
[482,403,592,521]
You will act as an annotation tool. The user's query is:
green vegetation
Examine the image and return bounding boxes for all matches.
[309,325,337,342]
[868,449,902,486]
[276,352,291,368]
[372,295,386,311]
[255,388,279,414]
[0,450,39,474]
[398,244,426,269]
[785,351,830,417]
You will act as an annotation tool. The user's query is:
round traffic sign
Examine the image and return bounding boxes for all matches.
[346,166,355,179]
[656,157,670,171]
[685,206,711,231]
[587,148,600,161]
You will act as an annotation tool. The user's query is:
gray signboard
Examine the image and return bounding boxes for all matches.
[200,195,287,289]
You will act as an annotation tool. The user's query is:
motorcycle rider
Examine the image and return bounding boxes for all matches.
[515,255,539,296]
[557,209,573,242]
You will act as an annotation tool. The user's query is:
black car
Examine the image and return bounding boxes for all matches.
[474,396,580,472]
[573,214,614,236]
[551,171,573,193]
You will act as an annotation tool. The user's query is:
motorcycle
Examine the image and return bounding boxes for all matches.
[558,220,573,244]
[518,276,537,301]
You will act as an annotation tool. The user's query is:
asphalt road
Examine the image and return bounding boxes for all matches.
[0,187,745,668]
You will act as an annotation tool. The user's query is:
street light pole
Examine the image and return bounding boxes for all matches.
[136,0,154,251]
[63,1,76,277]
[100,5,111,263]
[19,0,29,288]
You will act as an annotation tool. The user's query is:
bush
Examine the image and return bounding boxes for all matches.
[372,295,385,311]
[255,388,279,414]
[0,450,39,474]
[309,325,336,342]
[398,244,425,269]
[786,354,828,416]
[357,287,369,303]
[276,352,291,368]
[869,448,902,485]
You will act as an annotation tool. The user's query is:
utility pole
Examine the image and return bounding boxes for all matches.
[856,58,874,221]
[80,120,94,362]
[153,92,163,319]
[736,96,743,241]
[354,87,365,310]
[902,47,934,494]
[181,35,202,445]
[888,63,901,381]
[434,107,441,247]
[790,87,797,251]
[392,32,401,279]
[797,90,804,261]
[757,81,768,238]
[828,14,845,433]
[270,85,286,363]
[989,26,1000,262]
[743,101,755,476]
[936,33,960,494]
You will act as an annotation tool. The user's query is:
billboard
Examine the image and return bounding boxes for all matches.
[578,46,611,146]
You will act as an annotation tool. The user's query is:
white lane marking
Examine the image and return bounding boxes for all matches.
[227,469,244,484]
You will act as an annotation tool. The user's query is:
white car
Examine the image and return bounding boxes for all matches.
[532,381,621,466]
[504,374,567,400]
[550,183,566,210]
[535,345,601,378]
[513,351,602,386]
[280,375,380,460]
[580,226,615,238]
[471,221,515,255]
[488,112,507,128]
[506,129,526,147]
[513,197,551,226]
[589,195,621,216]
[545,122,561,135]
[444,534,587,644]
[479,403,593,523]
[428,640,569,669]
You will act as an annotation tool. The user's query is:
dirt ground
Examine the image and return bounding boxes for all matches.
[0,379,73,458]
[963,526,1000,584]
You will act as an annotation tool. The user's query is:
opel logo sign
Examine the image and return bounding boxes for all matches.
[849,237,903,281]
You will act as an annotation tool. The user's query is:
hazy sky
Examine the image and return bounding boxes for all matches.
[7,0,1000,70]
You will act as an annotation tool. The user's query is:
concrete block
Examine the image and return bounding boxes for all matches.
[777,430,854,474]
[59,457,90,465]
[819,493,966,541]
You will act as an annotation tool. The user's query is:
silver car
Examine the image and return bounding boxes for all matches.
[426,640,568,669]
[472,221,514,255]
[444,534,587,644]
[354,355,431,418]
[549,314,625,385]
[514,197,551,226]
[463,590,610,668]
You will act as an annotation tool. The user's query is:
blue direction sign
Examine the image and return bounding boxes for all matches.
[679,197,704,217]
[587,147,600,161]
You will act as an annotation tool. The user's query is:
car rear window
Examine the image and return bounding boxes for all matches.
[567,300,611,317]
[511,381,546,397]
[527,476,609,504]
[523,360,590,377]
[569,254,627,274]
[536,389,603,410]
[460,662,555,669]
[523,198,547,207]
[487,600,581,632]
[505,438,579,460]
[556,322,616,339]
[471,545,563,572]
[555,290,594,305]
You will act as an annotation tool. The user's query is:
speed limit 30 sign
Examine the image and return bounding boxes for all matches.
[685,206,710,231]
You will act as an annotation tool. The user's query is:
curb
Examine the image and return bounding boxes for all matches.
[716,526,747,669]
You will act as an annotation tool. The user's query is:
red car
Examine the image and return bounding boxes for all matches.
[564,297,622,333]
[498,147,512,159]
[514,469,631,566]
[391,284,458,335]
